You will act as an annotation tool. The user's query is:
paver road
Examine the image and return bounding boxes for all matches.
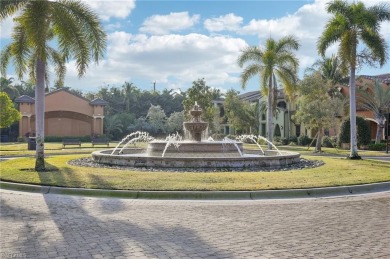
[1,190,389,259]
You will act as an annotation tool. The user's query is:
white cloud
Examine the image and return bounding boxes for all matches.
[140,12,200,35]
[204,13,243,32]
[64,32,247,91]
[82,0,136,21]
[0,15,17,39]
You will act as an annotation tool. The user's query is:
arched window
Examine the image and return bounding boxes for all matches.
[274,124,281,137]
[277,101,287,109]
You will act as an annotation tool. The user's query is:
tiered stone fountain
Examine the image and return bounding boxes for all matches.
[92,103,300,169]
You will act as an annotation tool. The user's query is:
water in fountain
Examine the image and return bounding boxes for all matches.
[236,135,265,155]
[236,134,282,156]
[222,137,243,157]
[93,102,300,169]
[161,132,182,157]
[256,135,282,155]
[111,131,154,155]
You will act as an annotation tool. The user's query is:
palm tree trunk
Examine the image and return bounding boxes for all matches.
[348,66,360,159]
[35,59,46,171]
[267,76,273,149]
[375,123,383,144]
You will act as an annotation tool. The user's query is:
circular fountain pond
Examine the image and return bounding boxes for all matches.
[92,103,300,169]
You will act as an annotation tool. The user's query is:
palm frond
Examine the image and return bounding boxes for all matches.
[317,16,347,56]
[0,0,28,20]
[0,45,12,76]
[51,0,106,72]
[360,29,388,66]
[240,64,262,90]
[47,47,66,87]
[237,46,262,67]
[10,24,30,79]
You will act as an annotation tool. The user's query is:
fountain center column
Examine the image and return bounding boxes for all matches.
[183,103,208,142]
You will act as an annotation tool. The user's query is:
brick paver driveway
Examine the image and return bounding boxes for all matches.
[1,190,389,259]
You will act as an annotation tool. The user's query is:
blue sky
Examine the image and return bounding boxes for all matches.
[1,0,389,94]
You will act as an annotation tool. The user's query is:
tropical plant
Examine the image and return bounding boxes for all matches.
[0,0,106,170]
[223,89,257,134]
[0,92,21,128]
[166,111,185,134]
[0,77,20,100]
[357,80,390,143]
[307,55,347,83]
[293,73,344,152]
[339,116,371,147]
[146,104,167,136]
[306,54,348,97]
[237,36,300,148]
[122,82,137,113]
[317,0,390,159]
[182,78,221,132]
[104,114,123,140]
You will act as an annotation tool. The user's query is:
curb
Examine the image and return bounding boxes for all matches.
[1,181,389,200]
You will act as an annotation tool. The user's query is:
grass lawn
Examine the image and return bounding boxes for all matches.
[0,142,147,156]
[1,154,389,191]
[1,142,388,156]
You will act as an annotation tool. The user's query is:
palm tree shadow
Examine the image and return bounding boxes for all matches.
[36,194,232,258]
[28,162,233,258]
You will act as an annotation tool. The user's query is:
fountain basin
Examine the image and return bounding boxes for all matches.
[92,149,301,169]
[147,140,244,155]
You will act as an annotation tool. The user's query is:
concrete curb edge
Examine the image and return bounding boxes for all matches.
[1,181,389,200]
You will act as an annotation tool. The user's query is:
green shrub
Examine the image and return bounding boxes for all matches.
[331,136,339,147]
[273,136,282,145]
[17,136,25,142]
[298,135,311,146]
[288,136,298,144]
[368,143,386,151]
[339,117,371,146]
[281,137,289,145]
[225,134,237,141]
[45,135,92,142]
[210,133,225,141]
[322,136,335,148]
[257,138,268,145]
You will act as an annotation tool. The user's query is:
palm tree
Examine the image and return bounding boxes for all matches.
[0,77,20,100]
[122,82,137,113]
[104,114,124,139]
[306,55,348,96]
[358,80,390,144]
[317,0,390,159]
[237,36,300,148]
[0,0,106,171]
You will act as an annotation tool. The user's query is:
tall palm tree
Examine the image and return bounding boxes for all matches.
[358,80,390,144]
[0,0,106,171]
[122,82,137,113]
[237,36,300,148]
[317,0,390,159]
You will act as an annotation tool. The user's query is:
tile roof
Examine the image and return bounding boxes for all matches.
[90,98,108,106]
[14,95,35,103]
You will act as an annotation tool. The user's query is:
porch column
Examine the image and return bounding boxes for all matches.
[93,115,105,135]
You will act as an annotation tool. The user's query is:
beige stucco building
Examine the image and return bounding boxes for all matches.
[15,89,107,138]
[213,73,389,141]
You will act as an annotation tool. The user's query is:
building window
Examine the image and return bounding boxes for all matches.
[261,123,266,136]
[324,128,330,136]
[277,101,287,109]
[296,125,301,137]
